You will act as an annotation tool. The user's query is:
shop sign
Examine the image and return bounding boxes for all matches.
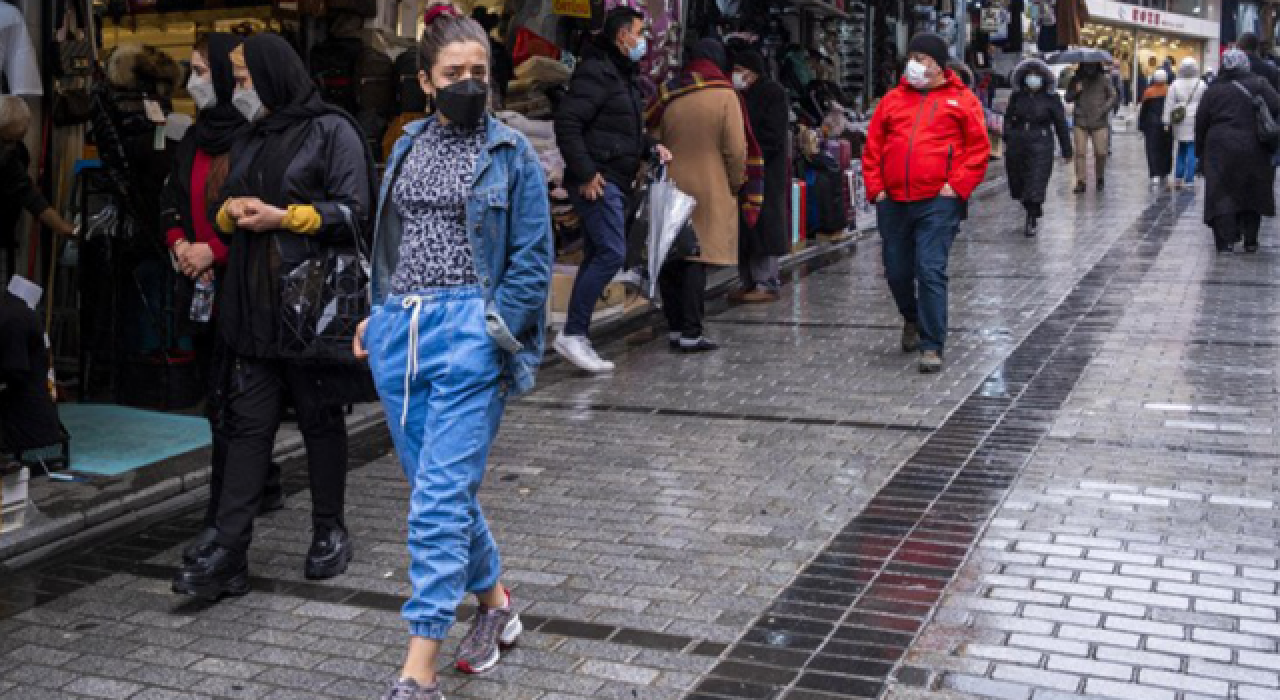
[1086,0,1219,39]
[552,0,592,18]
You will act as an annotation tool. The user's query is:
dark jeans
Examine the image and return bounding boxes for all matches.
[878,197,962,353]
[214,356,348,552]
[1212,211,1262,251]
[659,259,707,339]
[566,182,627,337]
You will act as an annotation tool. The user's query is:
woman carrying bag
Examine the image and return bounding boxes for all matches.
[1163,57,1205,190]
[172,33,374,601]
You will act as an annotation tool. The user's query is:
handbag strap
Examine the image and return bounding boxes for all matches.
[1232,80,1255,101]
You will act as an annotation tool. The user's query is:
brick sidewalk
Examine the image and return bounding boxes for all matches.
[4,137,1280,700]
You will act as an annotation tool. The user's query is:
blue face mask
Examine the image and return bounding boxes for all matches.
[628,36,648,62]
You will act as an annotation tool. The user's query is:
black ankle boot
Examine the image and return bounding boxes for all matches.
[181,526,219,565]
[305,526,353,580]
[172,544,250,601]
[1024,214,1038,237]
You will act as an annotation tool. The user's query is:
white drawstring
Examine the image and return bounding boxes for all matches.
[401,295,424,428]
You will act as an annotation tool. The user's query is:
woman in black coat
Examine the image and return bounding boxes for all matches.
[1004,58,1072,237]
[172,34,374,601]
[732,49,792,302]
[1138,69,1173,183]
[1195,49,1280,253]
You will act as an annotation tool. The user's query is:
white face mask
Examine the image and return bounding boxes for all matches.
[1025,74,1044,91]
[905,59,932,89]
[232,87,264,122]
[732,73,749,90]
[187,74,217,111]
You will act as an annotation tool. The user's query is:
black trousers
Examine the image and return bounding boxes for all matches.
[193,332,281,529]
[659,259,707,339]
[214,356,348,551]
[1212,211,1262,251]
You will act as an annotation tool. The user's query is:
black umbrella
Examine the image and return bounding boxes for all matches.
[1046,48,1113,65]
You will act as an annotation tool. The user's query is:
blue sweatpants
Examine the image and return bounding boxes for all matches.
[365,287,507,639]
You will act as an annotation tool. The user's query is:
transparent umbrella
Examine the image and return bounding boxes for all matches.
[645,165,697,302]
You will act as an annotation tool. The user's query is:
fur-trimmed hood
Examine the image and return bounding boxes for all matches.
[105,43,183,97]
[1011,57,1056,91]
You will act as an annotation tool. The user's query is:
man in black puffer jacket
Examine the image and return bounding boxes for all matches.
[553,6,669,373]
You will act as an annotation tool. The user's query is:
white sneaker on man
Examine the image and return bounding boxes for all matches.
[553,335,614,373]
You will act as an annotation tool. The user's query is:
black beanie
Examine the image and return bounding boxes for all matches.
[732,49,767,77]
[907,33,949,71]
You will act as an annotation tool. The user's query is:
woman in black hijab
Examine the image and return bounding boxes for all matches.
[172,34,374,601]
[161,32,285,568]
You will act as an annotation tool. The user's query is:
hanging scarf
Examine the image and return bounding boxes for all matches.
[192,33,246,156]
[645,58,766,228]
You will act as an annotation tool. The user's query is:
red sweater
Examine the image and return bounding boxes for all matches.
[164,149,229,265]
[864,72,990,203]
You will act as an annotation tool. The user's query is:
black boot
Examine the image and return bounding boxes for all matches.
[172,544,250,601]
[181,526,219,565]
[1073,181,1086,194]
[1096,177,1105,191]
[1024,213,1038,238]
[305,525,353,580]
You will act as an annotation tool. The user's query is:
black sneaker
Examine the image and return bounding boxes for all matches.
[1024,214,1038,238]
[181,526,219,565]
[901,322,920,353]
[678,337,719,353]
[1073,182,1086,194]
[172,544,250,601]
[1097,177,1105,191]
[305,526,353,580]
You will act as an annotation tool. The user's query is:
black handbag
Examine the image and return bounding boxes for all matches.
[1233,80,1280,150]
[277,237,371,362]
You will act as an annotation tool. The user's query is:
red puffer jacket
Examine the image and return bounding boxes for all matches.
[864,72,990,203]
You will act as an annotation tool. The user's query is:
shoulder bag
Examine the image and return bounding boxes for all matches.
[1170,81,1200,124]
[1232,80,1280,149]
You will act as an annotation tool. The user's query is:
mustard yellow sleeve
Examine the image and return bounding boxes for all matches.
[215,202,237,234]
[282,205,322,235]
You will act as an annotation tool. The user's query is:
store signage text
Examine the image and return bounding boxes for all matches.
[552,0,592,18]
[1086,0,1218,39]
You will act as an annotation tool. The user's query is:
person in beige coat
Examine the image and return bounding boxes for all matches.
[648,39,749,352]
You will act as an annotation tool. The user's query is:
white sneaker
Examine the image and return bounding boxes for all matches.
[553,334,610,373]
[582,340,616,372]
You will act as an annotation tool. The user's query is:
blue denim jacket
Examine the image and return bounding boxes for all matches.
[371,115,554,396]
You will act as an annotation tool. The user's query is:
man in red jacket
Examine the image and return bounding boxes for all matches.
[864,33,989,373]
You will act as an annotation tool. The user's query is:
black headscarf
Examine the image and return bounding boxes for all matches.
[690,38,730,75]
[192,33,246,155]
[242,34,331,135]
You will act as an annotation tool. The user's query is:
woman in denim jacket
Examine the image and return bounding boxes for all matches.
[353,8,553,699]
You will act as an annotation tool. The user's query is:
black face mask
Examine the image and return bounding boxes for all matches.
[436,79,488,128]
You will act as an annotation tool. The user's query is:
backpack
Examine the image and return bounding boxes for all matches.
[394,49,428,114]
[1232,80,1280,149]
[309,37,363,113]
[357,45,396,116]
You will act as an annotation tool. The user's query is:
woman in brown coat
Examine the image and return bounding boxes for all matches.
[648,39,749,352]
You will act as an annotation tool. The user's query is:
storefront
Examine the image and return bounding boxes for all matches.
[1082,0,1222,87]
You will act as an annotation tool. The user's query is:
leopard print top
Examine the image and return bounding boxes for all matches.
[389,119,484,293]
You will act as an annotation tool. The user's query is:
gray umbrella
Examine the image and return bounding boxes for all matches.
[1046,48,1113,65]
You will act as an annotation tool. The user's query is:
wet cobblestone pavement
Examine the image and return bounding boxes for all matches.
[4,137,1280,699]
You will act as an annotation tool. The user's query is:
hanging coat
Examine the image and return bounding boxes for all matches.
[1005,59,1072,205]
[741,77,792,257]
[1139,86,1173,177]
[1195,67,1280,224]
[1055,0,1087,50]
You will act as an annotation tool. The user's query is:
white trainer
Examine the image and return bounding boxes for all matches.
[554,334,608,373]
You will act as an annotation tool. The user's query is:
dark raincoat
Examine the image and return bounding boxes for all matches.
[1138,84,1173,177]
[1005,58,1072,206]
[741,76,792,257]
[1195,66,1280,225]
